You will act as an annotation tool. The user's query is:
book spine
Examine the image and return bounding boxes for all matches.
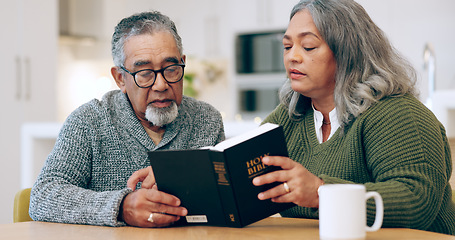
[209,151,242,227]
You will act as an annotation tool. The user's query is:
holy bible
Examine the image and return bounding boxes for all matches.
[148,123,294,227]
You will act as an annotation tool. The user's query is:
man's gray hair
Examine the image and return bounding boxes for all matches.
[111,11,183,67]
[281,0,418,130]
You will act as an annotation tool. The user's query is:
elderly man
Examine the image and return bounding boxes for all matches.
[29,11,225,228]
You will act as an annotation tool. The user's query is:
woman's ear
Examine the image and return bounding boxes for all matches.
[111,66,127,93]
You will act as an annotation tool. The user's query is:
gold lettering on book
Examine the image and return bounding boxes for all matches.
[246,153,270,178]
[213,161,229,185]
[229,214,235,222]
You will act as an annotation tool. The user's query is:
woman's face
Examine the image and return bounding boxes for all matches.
[283,9,337,102]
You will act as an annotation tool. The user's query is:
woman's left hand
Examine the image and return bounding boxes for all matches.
[252,156,324,208]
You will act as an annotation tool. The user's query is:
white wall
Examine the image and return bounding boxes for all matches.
[357,0,455,98]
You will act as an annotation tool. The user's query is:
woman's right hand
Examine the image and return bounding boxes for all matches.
[252,156,324,208]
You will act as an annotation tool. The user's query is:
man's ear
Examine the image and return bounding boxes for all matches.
[111,66,127,93]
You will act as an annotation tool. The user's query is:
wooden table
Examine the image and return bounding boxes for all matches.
[1,217,454,240]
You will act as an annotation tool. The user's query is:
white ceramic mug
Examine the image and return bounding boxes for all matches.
[318,184,383,240]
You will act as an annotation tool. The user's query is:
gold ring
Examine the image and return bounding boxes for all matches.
[147,213,154,223]
[283,182,290,193]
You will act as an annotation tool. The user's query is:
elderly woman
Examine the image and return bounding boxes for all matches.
[252,0,455,235]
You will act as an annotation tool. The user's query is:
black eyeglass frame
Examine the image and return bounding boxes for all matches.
[120,60,186,88]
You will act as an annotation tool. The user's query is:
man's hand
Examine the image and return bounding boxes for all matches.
[127,166,155,190]
[120,166,187,227]
[121,184,188,227]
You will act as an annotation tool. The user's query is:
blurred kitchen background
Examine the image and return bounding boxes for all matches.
[0,0,454,224]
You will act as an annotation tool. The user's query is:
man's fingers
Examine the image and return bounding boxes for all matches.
[141,170,156,189]
[144,190,188,217]
[121,189,187,228]
[145,189,182,208]
[144,212,181,228]
[127,167,152,190]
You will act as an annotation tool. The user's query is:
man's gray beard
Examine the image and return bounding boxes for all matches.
[145,101,179,127]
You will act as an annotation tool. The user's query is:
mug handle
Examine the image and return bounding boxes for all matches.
[365,191,384,232]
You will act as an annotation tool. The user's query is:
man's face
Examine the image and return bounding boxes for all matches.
[112,32,185,126]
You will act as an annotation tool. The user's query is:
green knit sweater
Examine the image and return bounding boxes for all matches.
[263,94,455,235]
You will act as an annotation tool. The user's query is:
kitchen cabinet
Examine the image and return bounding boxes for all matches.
[0,0,58,224]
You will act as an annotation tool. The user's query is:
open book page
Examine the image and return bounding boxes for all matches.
[208,123,279,152]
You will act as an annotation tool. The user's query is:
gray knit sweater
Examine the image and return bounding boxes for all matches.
[29,90,225,226]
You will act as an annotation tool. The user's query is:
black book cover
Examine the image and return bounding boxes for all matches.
[148,123,295,227]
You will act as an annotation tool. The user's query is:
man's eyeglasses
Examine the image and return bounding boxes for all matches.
[120,61,185,88]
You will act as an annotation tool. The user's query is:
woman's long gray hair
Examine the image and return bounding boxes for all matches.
[280,0,418,130]
[111,11,183,67]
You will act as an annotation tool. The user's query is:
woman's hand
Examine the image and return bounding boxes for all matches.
[252,156,324,208]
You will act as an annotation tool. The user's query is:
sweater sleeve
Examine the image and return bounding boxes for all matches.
[340,96,451,230]
[29,105,132,226]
